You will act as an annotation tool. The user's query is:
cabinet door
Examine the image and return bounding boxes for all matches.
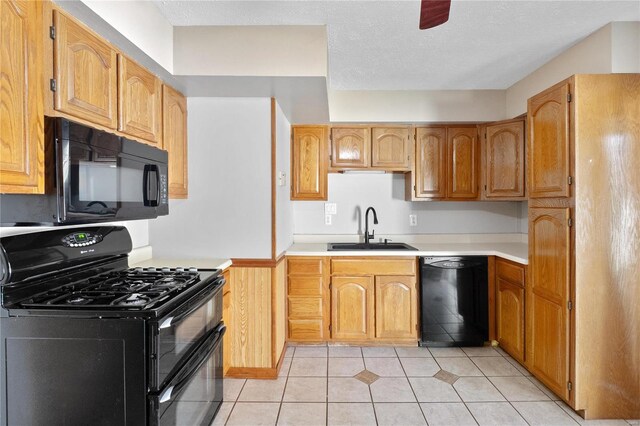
[528,82,571,198]
[331,127,369,169]
[447,127,479,199]
[331,276,374,340]
[0,0,44,194]
[375,276,417,340]
[118,55,162,145]
[527,207,570,400]
[497,278,525,363]
[53,10,117,129]
[415,127,447,199]
[163,85,188,198]
[371,127,411,170]
[485,121,525,198]
[291,126,328,200]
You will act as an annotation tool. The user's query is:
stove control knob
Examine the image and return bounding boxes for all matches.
[148,267,156,272]
[161,267,171,272]
[175,267,184,272]
[188,267,198,272]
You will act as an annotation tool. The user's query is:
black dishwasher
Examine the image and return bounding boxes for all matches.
[419,256,488,347]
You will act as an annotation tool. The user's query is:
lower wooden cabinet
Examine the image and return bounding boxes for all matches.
[331,276,374,340]
[375,276,417,340]
[287,257,329,342]
[495,258,525,363]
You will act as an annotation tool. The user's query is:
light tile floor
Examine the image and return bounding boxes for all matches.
[213,345,638,426]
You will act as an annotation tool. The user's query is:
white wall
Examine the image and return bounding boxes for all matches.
[611,22,640,72]
[505,23,617,117]
[81,0,174,72]
[149,98,272,259]
[329,90,507,122]
[293,174,523,235]
[275,101,294,255]
[173,26,327,77]
[0,220,149,249]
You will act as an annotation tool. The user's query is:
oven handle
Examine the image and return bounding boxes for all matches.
[158,278,224,330]
[157,324,226,405]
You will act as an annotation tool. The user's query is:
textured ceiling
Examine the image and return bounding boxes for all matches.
[153,0,640,90]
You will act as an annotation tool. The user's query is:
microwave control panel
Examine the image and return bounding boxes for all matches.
[62,231,103,248]
[160,173,168,205]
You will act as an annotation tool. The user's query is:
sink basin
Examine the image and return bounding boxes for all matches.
[327,242,418,251]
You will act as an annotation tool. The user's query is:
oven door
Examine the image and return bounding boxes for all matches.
[149,324,225,426]
[148,281,224,391]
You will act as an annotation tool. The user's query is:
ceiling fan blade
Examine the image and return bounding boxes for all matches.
[419,0,451,30]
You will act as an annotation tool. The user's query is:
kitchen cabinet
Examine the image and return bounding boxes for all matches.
[371,127,411,170]
[53,10,118,129]
[0,0,44,194]
[527,207,570,400]
[330,127,369,169]
[163,85,188,198]
[414,127,447,199]
[118,55,162,145]
[525,74,640,419]
[447,126,479,199]
[331,276,374,340]
[484,119,526,199]
[287,257,329,342]
[528,82,570,198]
[495,258,525,363]
[330,258,418,343]
[375,276,417,340]
[291,126,328,200]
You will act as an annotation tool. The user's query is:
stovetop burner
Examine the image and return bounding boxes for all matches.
[18,267,203,311]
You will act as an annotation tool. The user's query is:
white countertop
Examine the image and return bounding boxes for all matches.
[131,257,232,271]
[287,242,528,264]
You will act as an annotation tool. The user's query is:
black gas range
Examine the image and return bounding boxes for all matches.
[0,226,225,426]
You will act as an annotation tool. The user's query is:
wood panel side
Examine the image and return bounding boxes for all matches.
[272,258,287,366]
[572,74,640,419]
[229,267,273,369]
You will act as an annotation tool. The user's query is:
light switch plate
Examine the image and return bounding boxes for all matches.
[324,203,337,215]
[325,214,332,225]
[278,171,286,187]
[409,214,418,227]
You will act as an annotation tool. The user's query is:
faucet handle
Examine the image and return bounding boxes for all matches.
[384,238,392,245]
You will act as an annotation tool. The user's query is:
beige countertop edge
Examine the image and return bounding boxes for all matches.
[286,243,528,265]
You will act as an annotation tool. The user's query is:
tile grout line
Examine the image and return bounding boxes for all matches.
[326,348,330,426]
[223,378,247,426]
[275,347,295,426]
[363,347,379,425]
[395,346,430,426]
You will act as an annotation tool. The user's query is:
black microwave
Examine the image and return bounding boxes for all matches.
[0,117,169,226]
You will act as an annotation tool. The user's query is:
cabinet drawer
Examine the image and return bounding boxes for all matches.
[288,258,324,276]
[496,258,525,287]
[331,258,416,276]
[288,276,323,297]
[288,319,324,340]
[288,297,323,317]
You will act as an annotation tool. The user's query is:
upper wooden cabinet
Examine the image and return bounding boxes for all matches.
[330,127,369,169]
[163,85,188,198]
[495,258,526,363]
[331,276,374,340]
[375,276,417,340]
[371,127,411,170]
[447,127,479,199]
[118,55,162,145]
[53,10,118,129]
[291,126,328,200]
[414,127,447,199]
[527,207,570,401]
[0,0,44,194]
[484,120,525,199]
[528,82,571,199]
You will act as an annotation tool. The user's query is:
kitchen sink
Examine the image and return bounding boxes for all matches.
[327,242,418,251]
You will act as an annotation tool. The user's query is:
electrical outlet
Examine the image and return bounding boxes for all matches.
[324,203,337,215]
[409,214,418,227]
[325,214,332,225]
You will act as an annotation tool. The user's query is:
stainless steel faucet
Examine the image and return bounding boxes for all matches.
[364,207,379,244]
